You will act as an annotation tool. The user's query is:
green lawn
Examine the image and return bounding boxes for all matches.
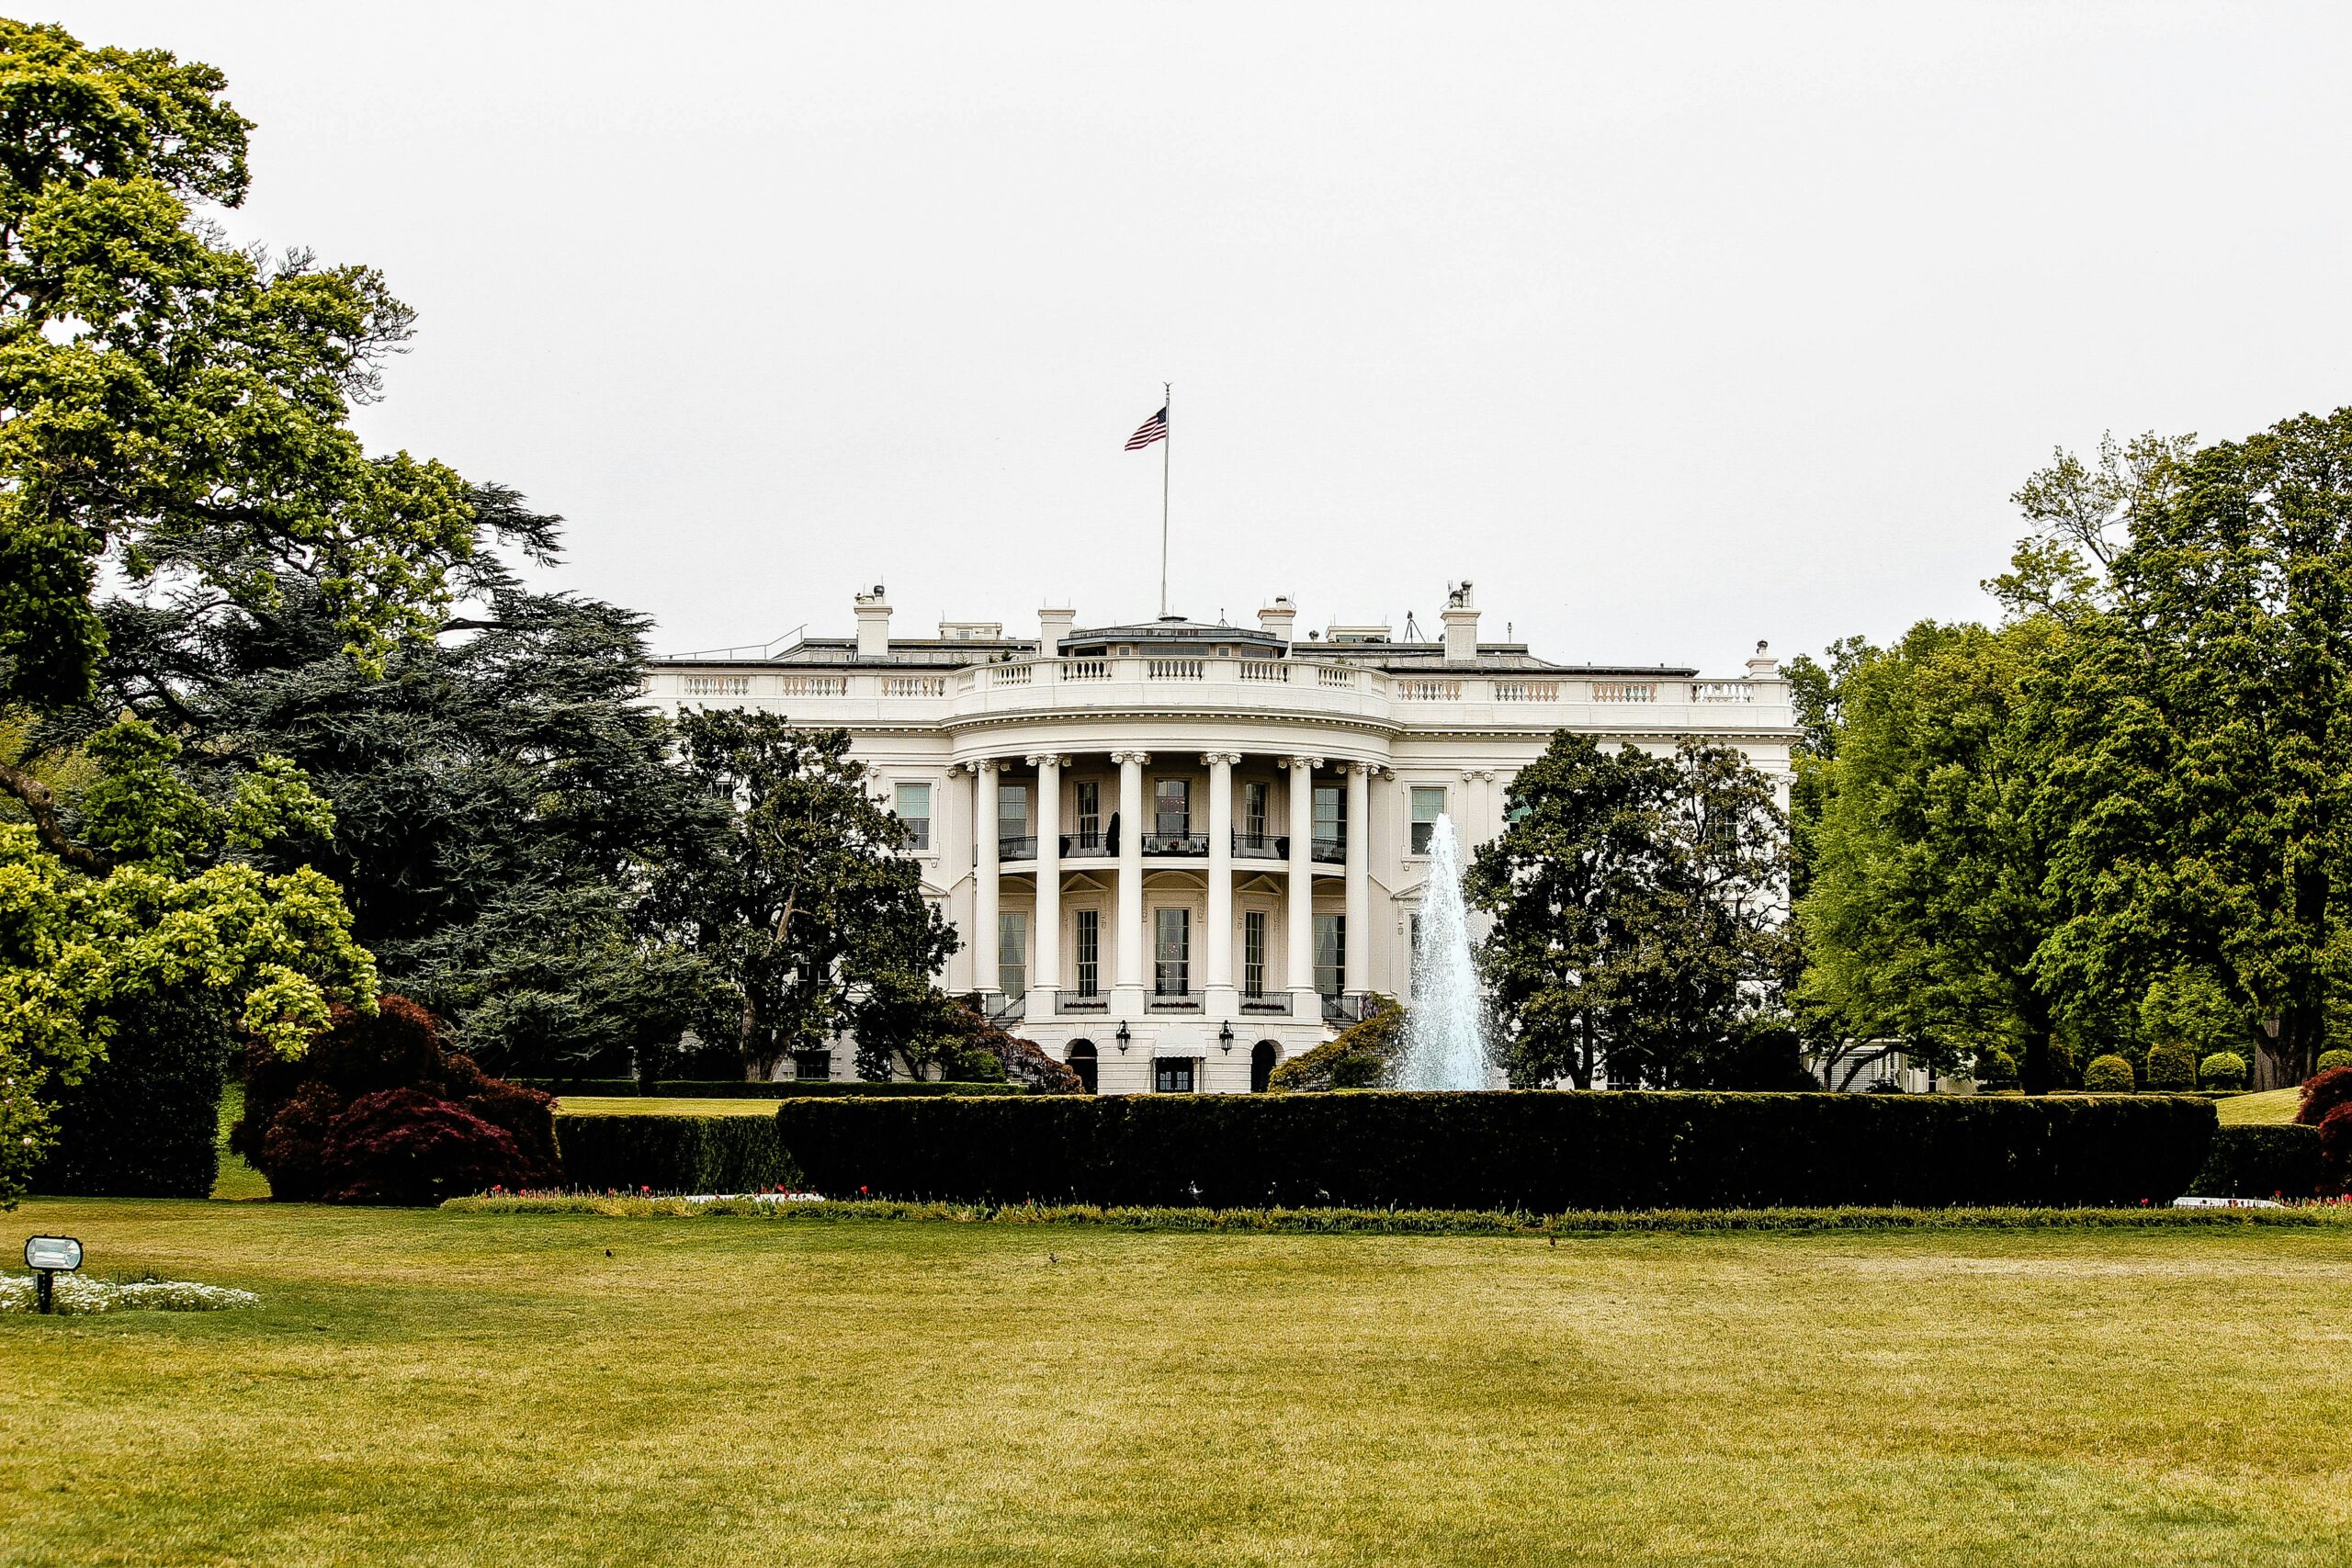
[3,1200,2348,1566]
[552,1094,780,1117]
[2216,1087,2302,1125]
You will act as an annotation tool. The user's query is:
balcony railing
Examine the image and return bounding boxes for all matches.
[1142,831,1208,856]
[1311,834,1346,864]
[1232,831,1288,859]
[1055,993,1110,1014]
[1062,831,1111,858]
[996,834,1037,861]
[1321,993,1368,1023]
[1239,993,1292,1016]
[1148,990,1204,1012]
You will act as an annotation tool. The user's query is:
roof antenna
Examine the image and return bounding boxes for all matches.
[1403,609,1424,641]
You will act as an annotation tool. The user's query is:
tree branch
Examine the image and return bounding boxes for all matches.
[0,757,111,874]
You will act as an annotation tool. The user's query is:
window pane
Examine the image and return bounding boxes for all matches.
[1243,910,1266,997]
[1314,913,1345,996]
[1075,909,1100,997]
[1314,785,1343,851]
[1076,780,1101,841]
[998,912,1027,999]
[1154,778,1190,837]
[999,783,1030,831]
[895,783,931,850]
[1154,908,1191,995]
[1411,786,1444,854]
[1244,781,1270,836]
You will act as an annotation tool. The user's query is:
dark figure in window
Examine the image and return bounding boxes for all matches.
[1104,810,1120,855]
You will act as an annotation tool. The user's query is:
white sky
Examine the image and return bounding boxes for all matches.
[45,2,2352,671]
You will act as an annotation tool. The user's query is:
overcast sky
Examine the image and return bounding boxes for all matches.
[46,2,2352,671]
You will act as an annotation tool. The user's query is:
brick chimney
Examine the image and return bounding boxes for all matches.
[1259,595,1297,647]
[1038,604,1077,656]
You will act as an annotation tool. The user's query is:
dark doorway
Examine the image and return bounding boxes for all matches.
[1250,1040,1279,1093]
[1066,1040,1098,1094]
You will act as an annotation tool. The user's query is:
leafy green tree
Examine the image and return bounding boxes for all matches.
[0,21,486,843]
[642,711,956,1080]
[1467,733,1789,1089]
[2029,410,2352,1086]
[1793,620,2065,1089]
[92,561,720,1077]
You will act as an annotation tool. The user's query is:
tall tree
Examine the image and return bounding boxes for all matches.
[1467,732,1789,1089]
[1793,620,2065,1089]
[641,710,956,1080]
[2030,410,2352,1086]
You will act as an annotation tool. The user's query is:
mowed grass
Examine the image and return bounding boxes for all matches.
[552,1094,780,1117]
[3,1201,2349,1567]
[2217,1087,2302,1125]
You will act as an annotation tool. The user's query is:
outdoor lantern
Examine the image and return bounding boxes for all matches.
[1218,1023,1235,1053]
[23,1235,81,1314]
[1115,1023,1131,1054]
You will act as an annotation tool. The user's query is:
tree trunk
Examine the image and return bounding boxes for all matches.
[2018,1027,2059,1096]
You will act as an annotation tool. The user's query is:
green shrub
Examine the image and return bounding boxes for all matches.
[2082,1055,2137,1093]
[772,1091,2218,1210]
[2146,1043,2198,1090]
[1973,1049,2020,1090]
[2317,1050,2352,1074]
[555,1113,795,1193]
[31,987,230,1198]
[523,1078,1033,1099]
[1268,997,1402,1090]
[2198,1052,2249,1089]
[2187,1124,2323,1199]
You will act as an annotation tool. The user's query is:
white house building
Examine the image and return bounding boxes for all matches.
[642,584,1798,1094]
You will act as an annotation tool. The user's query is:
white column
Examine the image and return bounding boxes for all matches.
[1114,750,1148,1008]
[1030,754,1063,1011]
[1285,755,1319,1012]
[1204,752,1238,1011]
[1344,762,1370,998]
[973,760,1001,998]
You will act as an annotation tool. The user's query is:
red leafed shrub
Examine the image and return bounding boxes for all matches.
[317,1089,526,1205]
[2297,1066,2352,1129]
[233,995,557,1203]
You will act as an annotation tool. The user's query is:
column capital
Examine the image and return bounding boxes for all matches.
[1024,752,1070,769]
[1109,750,1152,766]
[957,758,1003,775]
[1345,760,1389,778]
[1199,750,1244,768]
[1281,754,1324,772]
[1459,768,1498,783]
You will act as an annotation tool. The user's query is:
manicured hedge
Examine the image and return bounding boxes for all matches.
[527,1079,1031,1099]
[2187,1124,2323,1200]
[771,1091,2221,1211]
[554,1114,794,1193]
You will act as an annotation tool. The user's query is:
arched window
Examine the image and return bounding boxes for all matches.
[1066,1039,1099,1095]
[1250,1040,1280,1094]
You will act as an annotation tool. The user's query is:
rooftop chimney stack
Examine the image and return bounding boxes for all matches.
[853,586,891,660]
[1038,604,1077,657]
[1746,639,1780,680]
[1259,595,1298,647]
[1441,581,1480,663]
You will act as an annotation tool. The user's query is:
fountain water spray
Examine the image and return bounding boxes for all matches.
[1396,815,1493,1089]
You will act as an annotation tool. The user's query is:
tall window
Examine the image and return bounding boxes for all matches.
[1243,780,1270,840]
[1154,778,1191,838]
[894,782,931,850]
[1075,779,1101,846]
[1314,784,1344,852]
[1314,913,1345,996]
[1154,908,1191,996]
[1410,786,1446,855]
[998,911,1027,1000]
[998,781,1031,845]
[1243,910,1267,998]
[1075,909,1100,998]
[1154,1057,1195,1093]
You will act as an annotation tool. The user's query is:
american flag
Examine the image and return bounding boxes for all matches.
[1124,405,1169,451]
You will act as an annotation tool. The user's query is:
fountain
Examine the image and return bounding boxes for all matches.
[1396,815,1494,1089]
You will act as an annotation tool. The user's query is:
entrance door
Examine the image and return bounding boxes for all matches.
[1250,1040,1279,1093]
[1154,1057,1195,1093]
[1066,1040,1098,1094]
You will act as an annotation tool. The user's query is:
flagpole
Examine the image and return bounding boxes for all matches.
[1159,381,1171,618]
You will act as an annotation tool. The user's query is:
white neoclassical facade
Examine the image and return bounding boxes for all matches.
[643,585,1798,1094]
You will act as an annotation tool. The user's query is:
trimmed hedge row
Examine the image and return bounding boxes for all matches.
[528,1078,1031,1099]
[554,1114,794,1193]
[771,1091,2221,1211]
[2188,1124,2324,1199]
